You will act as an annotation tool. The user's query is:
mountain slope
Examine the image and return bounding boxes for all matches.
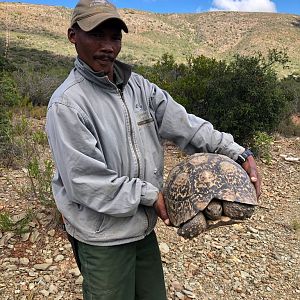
[0,2,299,74]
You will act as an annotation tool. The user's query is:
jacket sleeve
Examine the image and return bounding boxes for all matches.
[148,82,244,160]
[46,101,158,218]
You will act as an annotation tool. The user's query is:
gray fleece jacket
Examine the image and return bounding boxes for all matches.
[46,58,244,246]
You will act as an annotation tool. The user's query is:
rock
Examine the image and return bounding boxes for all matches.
[171,280,182,291]
[240,271,251,279]
[69,267,81,277]
[19,257,30,265]
[40,289,50,297]
[49,284,58,294]
[48,229,56,237]
[29,230,40,243]
[54,254,64,262]
[5,264,17,271]
[183,283,194,291]
[0,232,14,246]
[175,291,185,300]
[33,263,52,271]
[182,289,196,298]
[75,275,83,285]
[28,271,37,277]
[45,258,53,264]
[248,226,259,234]
[44,275,51,282]
[21,232,30,242]
[159,242,170,254]
[284,156,299,162]
[11,212,27,224]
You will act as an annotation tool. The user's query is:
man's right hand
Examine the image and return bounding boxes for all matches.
[153,192,170,226]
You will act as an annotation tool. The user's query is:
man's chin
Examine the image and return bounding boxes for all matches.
[92,61,113,74]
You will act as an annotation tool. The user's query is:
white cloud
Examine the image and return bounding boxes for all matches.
[210,0,277,13]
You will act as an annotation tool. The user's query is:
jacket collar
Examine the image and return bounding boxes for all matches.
[74,57,132,89]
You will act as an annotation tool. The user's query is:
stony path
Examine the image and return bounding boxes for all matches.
[0,136,299,300]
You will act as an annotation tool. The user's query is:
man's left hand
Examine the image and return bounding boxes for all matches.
[242,156,262,199]
[153,192,170,226]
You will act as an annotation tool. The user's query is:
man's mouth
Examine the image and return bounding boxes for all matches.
[94,55,114,62]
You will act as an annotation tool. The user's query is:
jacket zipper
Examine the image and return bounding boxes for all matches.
[118,88,151,235]
[118,89,141,178]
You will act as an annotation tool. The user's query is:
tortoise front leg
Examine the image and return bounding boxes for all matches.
[177,211,207,239]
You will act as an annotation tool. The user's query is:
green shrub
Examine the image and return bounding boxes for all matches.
[135,53,185,92]
[0,212,14,232]
[27,157,55,207]
[13,68,63,106]
[277,117,300,137]
[137,50,294,145]
[0,67,22,167]
[194,51,293,144]
[0,55,15,73]
[33,129,48,146]
[251,131,274,164]
[12,116,55,207]
[0,210,33,234]
[0,108,19,167]
[281,73,300,114]
[0,72,22,107]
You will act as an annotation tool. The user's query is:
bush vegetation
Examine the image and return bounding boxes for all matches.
[136,49,297,146]
[0,54,57,231]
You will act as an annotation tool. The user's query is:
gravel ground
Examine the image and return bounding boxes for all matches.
[0,136,299,300]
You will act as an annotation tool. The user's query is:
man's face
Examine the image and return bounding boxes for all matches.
[68,20,122,79]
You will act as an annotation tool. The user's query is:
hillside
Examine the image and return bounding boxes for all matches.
[0,2,300,74]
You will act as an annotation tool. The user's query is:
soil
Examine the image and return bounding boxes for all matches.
[0,135,299,300]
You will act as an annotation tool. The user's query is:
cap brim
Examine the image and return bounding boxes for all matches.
[77,14,128,33]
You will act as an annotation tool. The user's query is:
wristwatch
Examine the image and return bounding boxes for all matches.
[235,149,253,165]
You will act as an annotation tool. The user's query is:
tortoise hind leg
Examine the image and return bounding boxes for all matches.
[177,212,207,239]
[223,202,255,220]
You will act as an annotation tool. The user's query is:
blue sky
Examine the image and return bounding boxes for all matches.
[3,0,300,15]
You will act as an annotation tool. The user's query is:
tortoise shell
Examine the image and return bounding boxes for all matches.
[163,153,257,227]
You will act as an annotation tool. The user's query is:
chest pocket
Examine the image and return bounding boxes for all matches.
[135,109,154,126]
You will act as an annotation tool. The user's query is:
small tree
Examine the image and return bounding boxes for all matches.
[136,50,294,145]
[0,55,22,167]
[202,51,293,143]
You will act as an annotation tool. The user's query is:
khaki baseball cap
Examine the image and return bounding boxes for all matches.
[71,0,128,33]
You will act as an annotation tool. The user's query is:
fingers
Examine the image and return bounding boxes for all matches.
[154,192,171,226]
[164,218,170,226]
[242,157,262,199]
[249,169,261,199]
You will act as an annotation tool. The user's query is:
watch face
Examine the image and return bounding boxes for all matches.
[236,149,253,165]
[237,155,246,164]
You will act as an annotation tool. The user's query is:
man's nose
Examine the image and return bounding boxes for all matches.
[98,39,114,53]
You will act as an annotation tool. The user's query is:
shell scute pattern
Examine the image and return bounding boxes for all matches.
[164,153,257,227]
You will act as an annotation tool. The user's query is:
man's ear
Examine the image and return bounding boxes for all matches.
[68,27,76,44]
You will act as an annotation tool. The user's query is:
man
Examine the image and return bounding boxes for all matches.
[46,0,261,299]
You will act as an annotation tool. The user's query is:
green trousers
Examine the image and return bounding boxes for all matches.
[68,231,167,300]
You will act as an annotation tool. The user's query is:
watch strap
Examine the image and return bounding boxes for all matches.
[235,149,253,165]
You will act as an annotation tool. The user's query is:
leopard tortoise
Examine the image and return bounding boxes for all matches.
[163,153,258,239]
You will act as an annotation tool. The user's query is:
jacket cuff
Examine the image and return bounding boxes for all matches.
[140,182,159,206]
[230,145,245,161]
